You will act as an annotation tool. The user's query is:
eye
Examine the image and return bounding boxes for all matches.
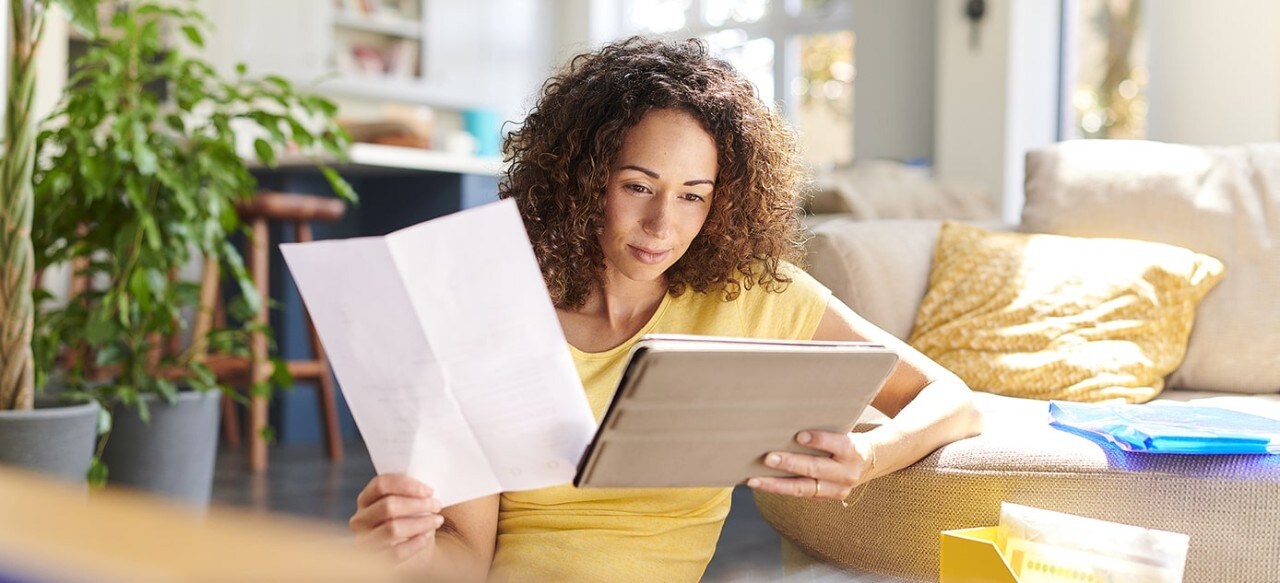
[625,183,652,195]
[681,193,706,203]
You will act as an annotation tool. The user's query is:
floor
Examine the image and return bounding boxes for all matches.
[211,440,906,582]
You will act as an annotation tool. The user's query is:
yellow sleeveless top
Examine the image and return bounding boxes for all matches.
[491,264,831,582]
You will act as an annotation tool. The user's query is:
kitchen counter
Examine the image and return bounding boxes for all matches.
[274,143,505,176]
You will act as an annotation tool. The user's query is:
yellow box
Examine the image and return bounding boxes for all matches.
[939,526,1019,583]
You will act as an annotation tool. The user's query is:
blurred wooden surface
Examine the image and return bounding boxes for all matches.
[0,466,406,583]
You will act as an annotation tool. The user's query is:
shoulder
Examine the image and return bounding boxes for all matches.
[732,261,832,340]
[735,260,830,300]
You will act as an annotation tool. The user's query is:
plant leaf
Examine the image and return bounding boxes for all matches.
[94,344,124,368]
[253,138,277,166]
[321,166,358,202]
[85,311,116,345]
[264,75,291,91]
[155,379,178,403]
[135,393,151,425]
[180,25,204,47]
[56,0,101,39]
[96,406,112,435]
[140,214,162,251]
[164,114,185,133]
[87,457,108,487]
[269,357,292,387]
[134,143,158,176]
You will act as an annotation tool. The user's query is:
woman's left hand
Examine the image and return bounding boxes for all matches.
[746,430,876,502]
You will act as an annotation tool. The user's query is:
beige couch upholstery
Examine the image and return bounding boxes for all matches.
[756,141,1280,582]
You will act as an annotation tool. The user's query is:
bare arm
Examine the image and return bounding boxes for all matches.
[748,297,983,500]
[433,494,500,577]
[350,474,499,581]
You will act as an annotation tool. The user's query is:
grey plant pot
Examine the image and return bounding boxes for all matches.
[0,397,99,485]
[101,389,222,508]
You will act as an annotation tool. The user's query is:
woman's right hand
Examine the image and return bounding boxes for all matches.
[350,474,445,569]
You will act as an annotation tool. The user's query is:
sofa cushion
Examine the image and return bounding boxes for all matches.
[805,219,944,340]
[908,222,1224,403]
[1023,141,1280,394]
[754,390,1280,583]
[811,160,999,220]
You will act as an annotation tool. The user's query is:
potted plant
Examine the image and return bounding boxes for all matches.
[29,0,354,504]
[0,0,102,484]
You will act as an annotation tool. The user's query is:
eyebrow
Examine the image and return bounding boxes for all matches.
[620,165,715,187]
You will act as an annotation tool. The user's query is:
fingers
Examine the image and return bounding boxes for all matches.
[351,474,442,539]
[350,491,443,531]
[793,430,856,459]
[747,476,850,501]
[745,431,875,501]
[356,474,433,508]
[354,515,445,559]
[758,449,852,500]
[760,449,853,486]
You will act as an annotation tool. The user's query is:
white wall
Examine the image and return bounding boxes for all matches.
[195,0,328,80]
[426,0,558,121]
[195,0,557,124]
[557,0,622,64]
[935,0,1011,211]
[1002,0,1061,221]
[852,0,936,163]
[1146,0,1280,144]
[935,0,1059,222]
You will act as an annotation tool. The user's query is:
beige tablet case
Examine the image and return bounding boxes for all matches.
[574,335,899,488]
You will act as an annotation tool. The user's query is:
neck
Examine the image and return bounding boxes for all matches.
[583,267,667,329]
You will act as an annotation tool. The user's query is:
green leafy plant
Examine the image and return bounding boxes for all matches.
[1,0,99,411]
[30,0,355,483]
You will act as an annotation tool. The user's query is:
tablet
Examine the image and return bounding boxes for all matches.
[573,334,899,488]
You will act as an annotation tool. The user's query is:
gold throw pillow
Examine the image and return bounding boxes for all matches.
[908,222,1225,403]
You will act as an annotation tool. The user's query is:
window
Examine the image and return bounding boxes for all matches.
[1061,0,1147,139]
[623,0,855,168]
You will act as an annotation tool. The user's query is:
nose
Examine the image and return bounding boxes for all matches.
[641,195,673,239]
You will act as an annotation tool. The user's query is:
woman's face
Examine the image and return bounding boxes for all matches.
[599,108,718,286]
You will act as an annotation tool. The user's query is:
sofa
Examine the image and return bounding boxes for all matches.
[755,140,1280,582]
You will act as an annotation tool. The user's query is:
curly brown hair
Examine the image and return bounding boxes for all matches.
[499,36,808,309]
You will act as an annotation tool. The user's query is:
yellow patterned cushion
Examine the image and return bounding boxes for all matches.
[908,222,1225,403]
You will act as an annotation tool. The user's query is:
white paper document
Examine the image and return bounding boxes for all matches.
[280,200,597,506]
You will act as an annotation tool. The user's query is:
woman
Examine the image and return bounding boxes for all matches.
[349,37,981,581]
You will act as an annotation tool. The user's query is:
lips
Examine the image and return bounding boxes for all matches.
[628,244,670,265]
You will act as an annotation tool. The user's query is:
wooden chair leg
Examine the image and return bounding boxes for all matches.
[248,217,271,472]
[220,392,241,448]
[248,394,269,471]
[316,360,344,462]
[297,220,343,462]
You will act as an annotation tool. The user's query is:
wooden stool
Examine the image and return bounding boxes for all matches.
[214,191,347,471]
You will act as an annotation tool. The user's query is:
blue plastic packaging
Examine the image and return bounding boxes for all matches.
[1048,401,1280,455]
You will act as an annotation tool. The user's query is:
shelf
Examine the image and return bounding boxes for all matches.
[347,143,503,175]
[313,76,480,110]
[272,143,504,176]
[331,13,422,39]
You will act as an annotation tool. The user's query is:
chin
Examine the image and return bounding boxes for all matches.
[620,263,669,283]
